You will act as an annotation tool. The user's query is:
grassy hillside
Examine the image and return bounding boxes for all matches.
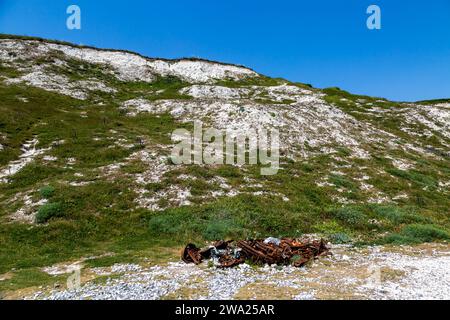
[0,36,448,293]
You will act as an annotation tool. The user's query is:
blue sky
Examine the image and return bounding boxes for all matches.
[0,0,449,101]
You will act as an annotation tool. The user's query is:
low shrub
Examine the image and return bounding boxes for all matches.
[332,207,367,228]
[202,220,239,241]
[386,169,437,189]
[371,205,431,224]
[35,202,64,224]
[329,233,352,244]
[401,224,449,242]
[148,214,181,235]
[39,185,55,199]
[383,224,449,244]
[329,174,356,190]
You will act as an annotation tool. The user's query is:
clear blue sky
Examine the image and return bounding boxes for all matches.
[0,0,449,101]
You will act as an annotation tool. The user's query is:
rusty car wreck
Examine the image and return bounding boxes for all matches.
[182,237,329,268]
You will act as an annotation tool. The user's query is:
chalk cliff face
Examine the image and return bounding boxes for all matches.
[0,36,448,245]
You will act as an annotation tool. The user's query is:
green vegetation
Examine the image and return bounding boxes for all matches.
[113,75,193,102]
[329,174,357,191]
[0,35,449,295]
[329,233,352,244]
[383,224,450,244]
[216,76,284,88]
[144,75,192,101]
[387,168,437,189]
[39,185,55,199]
[0,63,22,78]
[0,268,66,293]
[416,98,450,104]
[331,207,369,229]
[322,86,449,151]
[35,202,64,224]
[370,205,431,225]
[254,98,296,105]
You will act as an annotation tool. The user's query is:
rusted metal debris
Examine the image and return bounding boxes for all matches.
[181,238,329,268]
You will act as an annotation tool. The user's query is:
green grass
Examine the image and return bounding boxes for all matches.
[382,224,450,244]
[330,207,369,229]
[387,168,438,189]
[36,203,64,224]
[39,186,55,199]
[146,185,334,244]
[0,63,22,78]
[0,268,66,293]
[202,219,243,240]
[329,233,352,244]
[216,76,284,88]
[323,87,450,152]
[416,98,450,104]
[0,83,84,166]
[370,205,431,225]
[111,75,193,102]
[329,174,357,191]
[47,56,115,82]
[254,98,296,105]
